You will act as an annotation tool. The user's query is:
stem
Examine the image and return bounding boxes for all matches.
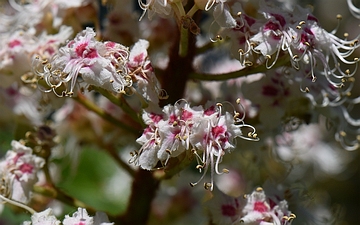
[0,194,36,214]
[187,4,199,18]
[33,185,97,215]
[189,55,291,81]
[179,27,189,57]
[73,94,139,135]
[91,86,145,127]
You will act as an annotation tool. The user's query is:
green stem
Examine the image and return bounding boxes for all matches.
[91,86,145,127]
[0,194,36,214]
[33,185,97,215]
[179,27,189,57]
[189,56,290,81]
[187,4,199,18]
[73,94,139,135]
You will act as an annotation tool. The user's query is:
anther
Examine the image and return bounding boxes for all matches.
[256,187,263,192]
[189,183,196,187]
[345,69,350,75]
[166,149,172,154]
[216,103,223,107]
[266,55,271,59]
[216,35,222,41]
[236,98,241,104]
[244,61,253,66]
[344,33,349,38]
[298,21,306,25]
[234,112,241,121]
[339,131,346,137]
[173,121,178,126]
[305,87,310,93]
[237,12,242,17]
[222,168,229,173]
[204,182,212,190]
[336,14,342,20]
[109,79,114,83]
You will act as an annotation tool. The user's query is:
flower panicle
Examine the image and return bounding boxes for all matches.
[205,186,295,225]
[31,27,164,104]
[130,99,259,190]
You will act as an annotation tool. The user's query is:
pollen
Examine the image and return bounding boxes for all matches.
[204,182,212,190]
[256,187,263,192]
[222,168,229,173]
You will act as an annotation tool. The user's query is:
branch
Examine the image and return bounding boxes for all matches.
[189,55,290,81]
[73,93,139,135]
[90,86,145,127]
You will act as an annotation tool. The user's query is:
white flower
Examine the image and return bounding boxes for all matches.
[126,39,164,104]
[240,188,295,225]
[0,140,45,203]
[63,208,114,225]
[63,208,93,225]
[33,27,131,96]
[23,208,61,225]
[205,186,244,225]
[138,0,172,20]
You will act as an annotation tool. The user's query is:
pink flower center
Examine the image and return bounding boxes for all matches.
[270,13,286,27]
[264,21,281,32]
[8,39,22,48]
[212,126,225,138]
[75,222,86,225]
[75,43,98,58]
[254,201,268,213]
[19,163,34,174]
[150,113,163,123]
[133,53,145,65]
[181,110,193,121]
[204,106,216,116]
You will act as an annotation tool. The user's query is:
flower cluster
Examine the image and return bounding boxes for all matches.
[206,186,295,225]
[23,207,113,225]
[32,27,163,104]
[0,140,44,204]
[131,100,258,190]
[219,1,359,89]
